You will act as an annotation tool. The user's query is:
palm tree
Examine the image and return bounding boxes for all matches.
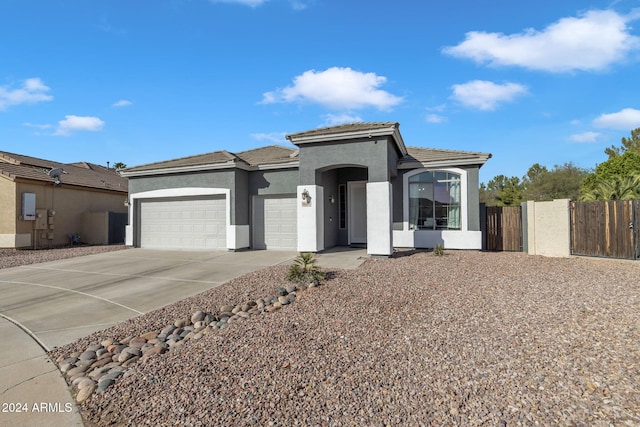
[580,174,640,201]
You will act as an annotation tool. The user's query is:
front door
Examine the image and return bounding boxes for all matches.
[348,181,367,245]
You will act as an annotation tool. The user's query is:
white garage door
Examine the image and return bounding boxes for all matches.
[253,196,297,250]
[140,196,227,250]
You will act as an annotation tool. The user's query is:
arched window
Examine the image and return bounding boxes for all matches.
[408,171,461,230]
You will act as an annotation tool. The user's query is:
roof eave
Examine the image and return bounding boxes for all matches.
[256,160,300,170]
[398,156,491,169]
[120,159,301,176]
[120,161,243,177]
[287,125,408,156]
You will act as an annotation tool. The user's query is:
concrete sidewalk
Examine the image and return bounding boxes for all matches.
[0,247,366,427]
[0,315,83,426]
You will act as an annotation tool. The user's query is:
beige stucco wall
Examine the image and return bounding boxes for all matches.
[9,180,127,248]
[82,212,109,245]
[525,199,571,257]
[0,179,17,235]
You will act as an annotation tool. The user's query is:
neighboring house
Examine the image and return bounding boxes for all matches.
[121,122,491,256]
[0,151,129,248]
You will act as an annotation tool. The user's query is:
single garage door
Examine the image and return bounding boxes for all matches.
[140,196,226,250]
[253,196,297,250]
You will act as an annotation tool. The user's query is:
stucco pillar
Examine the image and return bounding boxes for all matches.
[297,185,324,252]
[366,181,393,256]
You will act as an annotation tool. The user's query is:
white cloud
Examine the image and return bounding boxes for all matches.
[0,78,53,110]
[570,131,601,143]
[323,113,362,126]
[209,0,269,6]
[593,108,640,129]
[426,114,447,124]
[426,104,446,112]
[443,9,640,72]
[262,67,403,111]
[250,132,287,143]
[209,0,308,8]
[289,0,309,10]
[23,122,53,130]
[112,99,132,107]
[450,80,528,110]
[55,115,105,136]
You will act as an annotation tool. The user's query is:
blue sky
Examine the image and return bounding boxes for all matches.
[2,0,640,183]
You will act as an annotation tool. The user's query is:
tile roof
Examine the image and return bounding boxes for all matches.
[235,145,298,166]
[0,151,128,192]
[122,145,299,173]
[285,122,399,140]
[123,150,239,173]
[403,147,492,165]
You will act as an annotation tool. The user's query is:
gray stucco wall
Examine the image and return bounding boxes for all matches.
[298,137,394,184]
[390,174,403,225]
[249,169,299,196]
[466,167,481,231]
[234,170,249,225]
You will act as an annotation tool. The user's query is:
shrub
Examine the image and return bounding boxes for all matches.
[433,244,445,256]
[286,252,326,286]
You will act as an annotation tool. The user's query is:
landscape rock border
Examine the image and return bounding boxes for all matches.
[55,282,316,403]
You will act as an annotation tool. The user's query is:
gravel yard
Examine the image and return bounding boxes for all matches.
[49,250,640,426]
[0,245,126,269]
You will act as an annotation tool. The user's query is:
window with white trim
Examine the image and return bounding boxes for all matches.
[409,171,461,230]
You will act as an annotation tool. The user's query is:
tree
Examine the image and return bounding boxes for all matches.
[481,163,589,206]
[112,162,127,170]
[580,151,640,197]
[482,175,524,206]
[580,173,640,201]
[605,127,640,159]
[523,162,589,201]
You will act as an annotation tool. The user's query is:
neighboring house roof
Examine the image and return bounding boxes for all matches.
[0,151,128,192]
[401,147,492,169]
[121,145,299,176]
[286,122,407,156]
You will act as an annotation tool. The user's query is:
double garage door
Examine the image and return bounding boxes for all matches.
[138,195,297,251]
[139,196,227,250]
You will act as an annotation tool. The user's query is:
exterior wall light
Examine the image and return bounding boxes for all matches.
[301,189,311,204]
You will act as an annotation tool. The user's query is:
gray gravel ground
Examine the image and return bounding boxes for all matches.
[0,245,126,269]
[49,250,640,426]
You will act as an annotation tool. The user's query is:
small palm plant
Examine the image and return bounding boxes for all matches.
[286,252,326,286]
[433,244,445,256]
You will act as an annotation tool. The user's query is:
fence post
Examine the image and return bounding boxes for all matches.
[631,200,640,259]
[480,203,487,251]
[521,201,528,253]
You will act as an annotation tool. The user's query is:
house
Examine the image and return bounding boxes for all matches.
[121,122,491,256]
[0,151,129,248]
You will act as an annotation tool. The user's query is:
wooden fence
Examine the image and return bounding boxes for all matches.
[570,200,639,260]
[485,206,522,252]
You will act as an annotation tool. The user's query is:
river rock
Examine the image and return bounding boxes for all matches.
[191,310,206,323]
[76,384,95,403]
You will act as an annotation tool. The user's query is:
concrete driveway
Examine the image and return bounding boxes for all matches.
[0,248,304,350]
